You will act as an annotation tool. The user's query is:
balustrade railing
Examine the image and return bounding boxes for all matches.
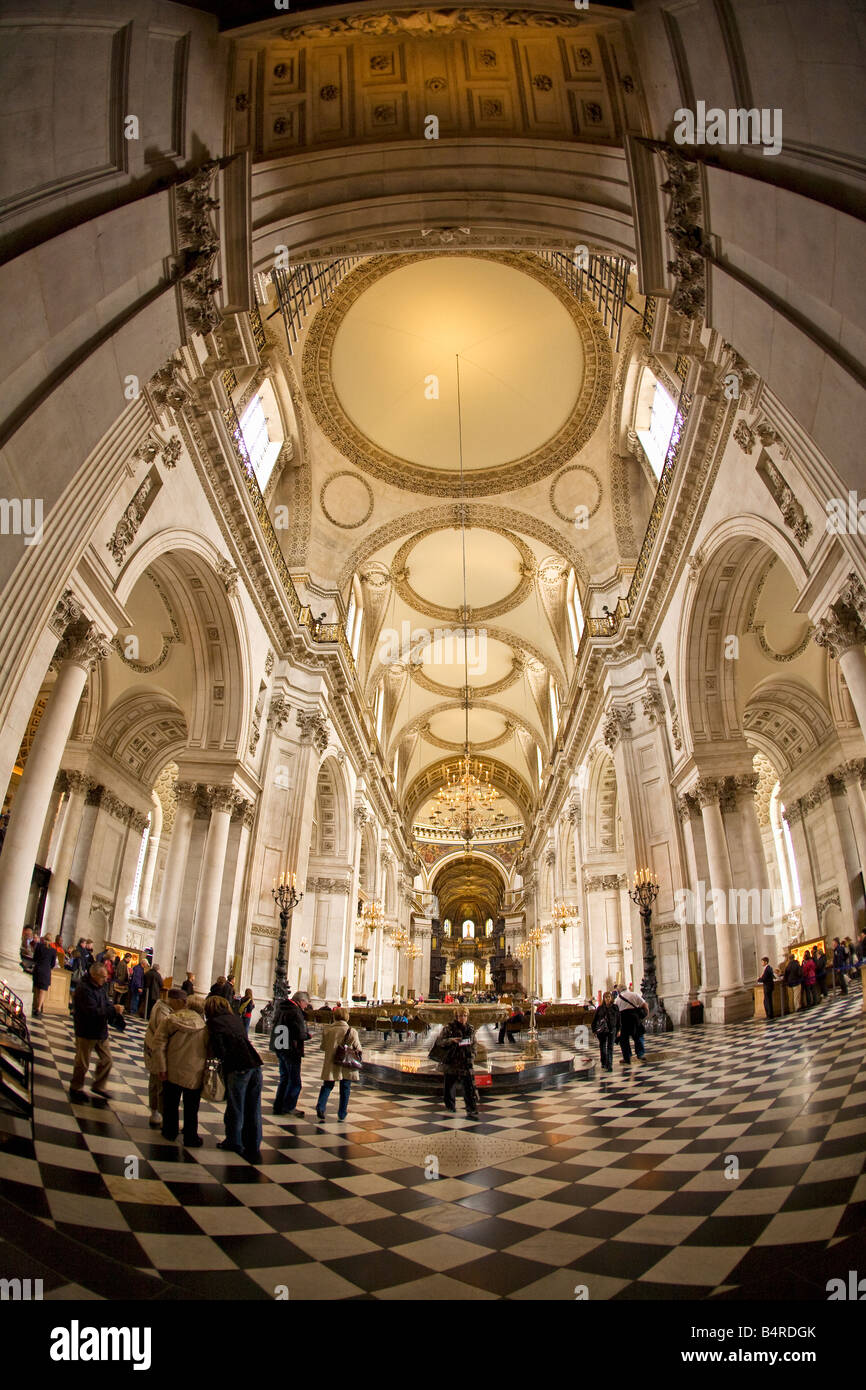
[537,250,633,350]
[269,259,362,353]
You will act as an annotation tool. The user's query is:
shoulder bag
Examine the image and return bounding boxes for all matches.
[334,1027,363,1070]
[202,1056,225,1103]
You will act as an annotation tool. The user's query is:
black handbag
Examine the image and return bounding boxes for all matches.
[428,1037,451,1063]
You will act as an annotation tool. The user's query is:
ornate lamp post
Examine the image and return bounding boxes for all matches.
[271,872,303,1002]
[628,867,672,1033]
[516,925,549,1059]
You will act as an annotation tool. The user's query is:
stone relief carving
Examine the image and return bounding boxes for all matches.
[174,160,224,336]
[643,141,709,321]
[49,590,84,637]
[283,9,590,40]
[602,704,635,749]
[51,618,112,673]
[756,455,812,547]
[814,575,866,660]
[216,556,239,596]
[641,687,666,725]
[267,693,292,732]
[297,709,330,754]
[733,420,755,454]
[107,469,161,565]
[149,360,191,412]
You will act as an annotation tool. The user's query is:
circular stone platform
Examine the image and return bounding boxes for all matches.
[359,1024,594,1094]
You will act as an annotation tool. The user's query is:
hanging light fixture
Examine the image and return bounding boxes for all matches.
[433,354,500,846]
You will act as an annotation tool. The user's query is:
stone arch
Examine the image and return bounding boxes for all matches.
[93,688,188,792]
[114,532,252,758]
[585,749,621,858]
[743,677,836,780]
[431,851,508,925]
[312,755,351,860]
[677,516,810,757]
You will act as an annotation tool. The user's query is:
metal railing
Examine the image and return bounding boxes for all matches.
[0,980,34,1121]
[537,251,633,351]
[269,260,362,353]
[641,295,656,338]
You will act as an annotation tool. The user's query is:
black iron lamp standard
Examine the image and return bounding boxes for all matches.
[628,867,672,1033]
[271,872,303,1004]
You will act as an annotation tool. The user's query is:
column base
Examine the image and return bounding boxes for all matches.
[0,958,37,1011]
[703,987,754,1024]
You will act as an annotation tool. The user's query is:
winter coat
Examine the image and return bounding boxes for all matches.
[270,997,308,1056]
[801,957,816,986]
[153,1009,208,1090]
[144,999,172,1074]
[759,965,775,989]
[439,1020,477,1074]
[783,958,802,986]
[143,967,162,1001]
[206,1010,262,1075]
[130,963,145,991]
[32,939,57,990]
[114,960,130,987]
[591,1002,619,1039]
[73,974,121,1041]
[814,951,827,980]
[320,1020,361,1082]
[833,943,848,972]
[209,980,234,1001]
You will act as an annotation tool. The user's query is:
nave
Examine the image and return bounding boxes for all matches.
[2,995,864,1302]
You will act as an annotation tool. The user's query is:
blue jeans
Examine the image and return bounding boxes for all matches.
[274,1053,302,1113]
[597,1033,614,1070]
[317,1080,351,1120]
[224,1067,262,1154]
[128,987,141,1017]
[619,1012,646,1061]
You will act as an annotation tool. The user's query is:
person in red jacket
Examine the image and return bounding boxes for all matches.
[800,951,817,1007]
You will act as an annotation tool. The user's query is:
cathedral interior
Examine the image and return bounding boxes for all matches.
[0,0,864,1320]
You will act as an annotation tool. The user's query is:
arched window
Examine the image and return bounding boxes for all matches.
[772,784,801,911]
[462,920,475,938]
[443,918,452,936]
[485,918,493,936]
[635,371,677,479]
[536,743,543,787]
[346,575,364,659]
[239,383,284,490]
[549,680,559,736]
[374,684,384,741]
[566,569,585,655]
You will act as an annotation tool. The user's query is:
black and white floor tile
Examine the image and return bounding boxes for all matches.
[1,994,865,1300]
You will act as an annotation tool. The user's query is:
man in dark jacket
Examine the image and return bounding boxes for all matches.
[71,964,124,1099]
[832,938,849,994]
[271,991,311,1116]
[438,1010,479,1119]
[814,946,828,998]
[128,959,145,1017]
[205,996,264,1161]
[143,963,163,1018]
[759,957,776,1019]
[783,953,802,1012]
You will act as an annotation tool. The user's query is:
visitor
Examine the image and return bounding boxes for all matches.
[51,933,67,964]
[128,957,145,1018]
[70,964,124,1100]
[205,995,264,1162]
[271,990,312,1116]
[815,944,829,999]
[800,950,817,1007]
[615,986,648,1064]
[832,938,848,994]
[181,971,196,995]
[20,926,35,961]
[154,989,208,1148]
[498,1005,524,1044]
[316,1006,361,1121]
[759,957,776,1019]
[112,954,131,1008]
[591,990,619,1070]
[783,952,802,1012]
[144,986,173,1127]
[234,988,255,1034]
[31,931,56,1016]
[143,962,163,1019]
[391,1009,408,1042]
[437,1009,480,1120]
[209,975,234,1001]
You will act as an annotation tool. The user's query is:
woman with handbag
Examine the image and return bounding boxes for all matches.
[316,1007,362,1121]
[615,987,648,1064]
[591,991,620,1072]
[154,989,208,1147]
[434,1009,480,1119]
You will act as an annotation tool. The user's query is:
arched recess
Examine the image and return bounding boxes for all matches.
[358,822,378,898]
[431,851,509,926]
[115,531,252,758]
[743,677,836,781]
[93,688,188,792]
[311,755,351,860]
[585,749,622,858]
[677,516,810,757]
[404,757,533,828]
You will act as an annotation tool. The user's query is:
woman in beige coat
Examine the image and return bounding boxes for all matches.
[153,988,209,1147]
[316,1007,361,1121]
[144,995,172,1127]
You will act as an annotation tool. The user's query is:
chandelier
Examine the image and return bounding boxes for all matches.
[431,355,501,846]
[551,899,580,934]
[389,923,411,951]
[359,899,385,932]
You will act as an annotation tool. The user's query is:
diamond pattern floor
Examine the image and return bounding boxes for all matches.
[1,994,864,1300]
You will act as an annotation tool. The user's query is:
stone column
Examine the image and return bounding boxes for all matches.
[224,800,254,983]
[37,774,67,870]
[41,772,93,941]
[113,803,150,942]
[0,612,110,979]
[341,805,367,1000]
[841,762,866,881]
[814,576,866,739]
[138,797,162,920]
[782,800,819,937]
[735,773,774,961]
[152,782,198,977]
[696,778,742,993]
[188,787,238,985]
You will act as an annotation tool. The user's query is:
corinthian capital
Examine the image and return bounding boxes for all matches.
[602,703,635,750]
[814,575,866,659]
[695,777,724,809]
[204,784,244,815]
[49,589,84,637]
[297,708,329,755]
[51,618,113,672]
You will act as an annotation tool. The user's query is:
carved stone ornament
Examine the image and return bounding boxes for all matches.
[654,642,665,669]
[216,556,239,597]
[149,360,190,412]
[602,704,635,749]
[297,709,330,755]
[51,618,112,673]
[756,455,812,547]
[676,793,696,822]
[49,589,84,637]
[566,794,581,828]
[107,470,159,565]
[670,711,682,752]
[643,140,709,321]
[204,785,244,815]
[283,9,590,40]
[641,687,666,725]
[265,649,275,676]
[354,804,371,829]
[66,770,94,798]
[814,575,866,660]
[695,778,723,809]
[733,420,755,454]
[173,780,200,808]
[174,160,225,336]
[266,693,291,732]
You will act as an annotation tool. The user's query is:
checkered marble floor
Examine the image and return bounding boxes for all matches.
[1,995,865,1301]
